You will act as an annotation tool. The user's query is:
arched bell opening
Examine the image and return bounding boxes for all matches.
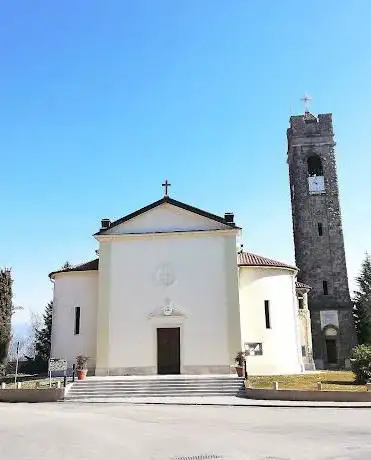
[307,155,325,194]
[307,155,324,176]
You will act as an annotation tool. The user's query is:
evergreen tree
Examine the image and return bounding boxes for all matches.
[62,261,72,269]
[0,269,13,375]
[34,301,53,370]
[23,301,53,373]
[353,253,371,344]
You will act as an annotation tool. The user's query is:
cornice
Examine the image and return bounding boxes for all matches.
[95,228,240,242]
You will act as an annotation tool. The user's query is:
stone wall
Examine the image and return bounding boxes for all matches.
[0,388,64,403]
[244,387,371,402]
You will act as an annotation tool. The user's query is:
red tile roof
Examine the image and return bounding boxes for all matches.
[49,259,99,279]
[50,251,298,279]
[238,252,297,270]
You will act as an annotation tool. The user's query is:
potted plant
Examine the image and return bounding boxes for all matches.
[235,351,245,377]
[76,355,89,380]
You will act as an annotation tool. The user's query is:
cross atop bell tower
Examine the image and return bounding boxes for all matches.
[300,93,312,113]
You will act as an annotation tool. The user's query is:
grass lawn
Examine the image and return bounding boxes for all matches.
[248,371,366,392]
[1,371,366,392]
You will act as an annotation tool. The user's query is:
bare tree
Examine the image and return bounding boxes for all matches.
[8,334,27,361]
[8,310,42,361]
[25,311,43,358]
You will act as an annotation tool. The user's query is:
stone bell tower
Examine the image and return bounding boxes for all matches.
[287,106,356,369]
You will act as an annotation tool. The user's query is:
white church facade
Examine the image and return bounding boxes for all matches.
[49,191,314,376]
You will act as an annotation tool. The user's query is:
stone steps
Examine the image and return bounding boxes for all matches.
[65,376,245,401]
[69,385,243,391]
[69,378,244,384]
[67,380,244,389]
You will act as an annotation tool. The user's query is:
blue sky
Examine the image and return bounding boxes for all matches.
[1,1,370,324]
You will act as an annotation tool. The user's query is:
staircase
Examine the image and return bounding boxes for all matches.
[65,376,245,401]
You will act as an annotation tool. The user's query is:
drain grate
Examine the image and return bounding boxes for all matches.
[173,456,223,460]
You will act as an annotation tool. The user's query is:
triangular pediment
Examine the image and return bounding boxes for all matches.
[95,197,238,236]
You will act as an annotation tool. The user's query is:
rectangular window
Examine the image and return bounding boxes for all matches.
[323,281,328,296]
[317,223,323,236]
[264,300,271,329]
[74,307,80,335]
[298,297,304,309]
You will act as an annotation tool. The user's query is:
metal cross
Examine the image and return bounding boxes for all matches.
[162,179,171,197]
[300,93,312,112]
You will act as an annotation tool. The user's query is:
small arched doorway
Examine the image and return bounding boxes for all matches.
[324,325,338,366]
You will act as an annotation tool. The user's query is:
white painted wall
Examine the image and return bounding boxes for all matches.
[101,231,240,374]
[51,272,98,369]
[105,203,231,234]
[239,266,304,375]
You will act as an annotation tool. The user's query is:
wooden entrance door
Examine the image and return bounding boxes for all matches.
[157,327,180,375]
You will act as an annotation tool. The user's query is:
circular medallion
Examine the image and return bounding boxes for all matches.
[155,263,175,286]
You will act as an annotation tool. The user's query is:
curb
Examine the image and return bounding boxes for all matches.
[62,399,371,408]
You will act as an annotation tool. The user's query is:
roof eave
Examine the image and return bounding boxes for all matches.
[238,264,298,272]
[49,269,98,280]
[49,259,99,279]
[94,196,239,236]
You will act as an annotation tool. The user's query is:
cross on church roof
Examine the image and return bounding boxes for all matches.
[162,179,171,197]
[300,93,312,113]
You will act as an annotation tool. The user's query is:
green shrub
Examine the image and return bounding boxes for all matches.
[350,344,371,384]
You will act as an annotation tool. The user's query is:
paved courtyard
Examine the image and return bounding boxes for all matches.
[1,403,371,459]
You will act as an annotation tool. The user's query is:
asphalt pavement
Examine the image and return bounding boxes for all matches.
[0,402,371,459]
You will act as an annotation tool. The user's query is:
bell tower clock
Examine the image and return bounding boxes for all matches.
[287,106,356,369]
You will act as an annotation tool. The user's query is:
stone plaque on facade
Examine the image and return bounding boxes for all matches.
[320,310,339,329]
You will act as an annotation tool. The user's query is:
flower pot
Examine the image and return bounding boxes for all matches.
[77,369,88,380]
[235,366,244,377]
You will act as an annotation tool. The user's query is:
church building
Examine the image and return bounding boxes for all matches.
[49,182,313,376]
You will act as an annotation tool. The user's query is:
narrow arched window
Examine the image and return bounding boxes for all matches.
[307,155,323,176]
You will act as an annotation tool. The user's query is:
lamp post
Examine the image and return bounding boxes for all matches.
[14,341,20,384]
[12,305,24,385]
